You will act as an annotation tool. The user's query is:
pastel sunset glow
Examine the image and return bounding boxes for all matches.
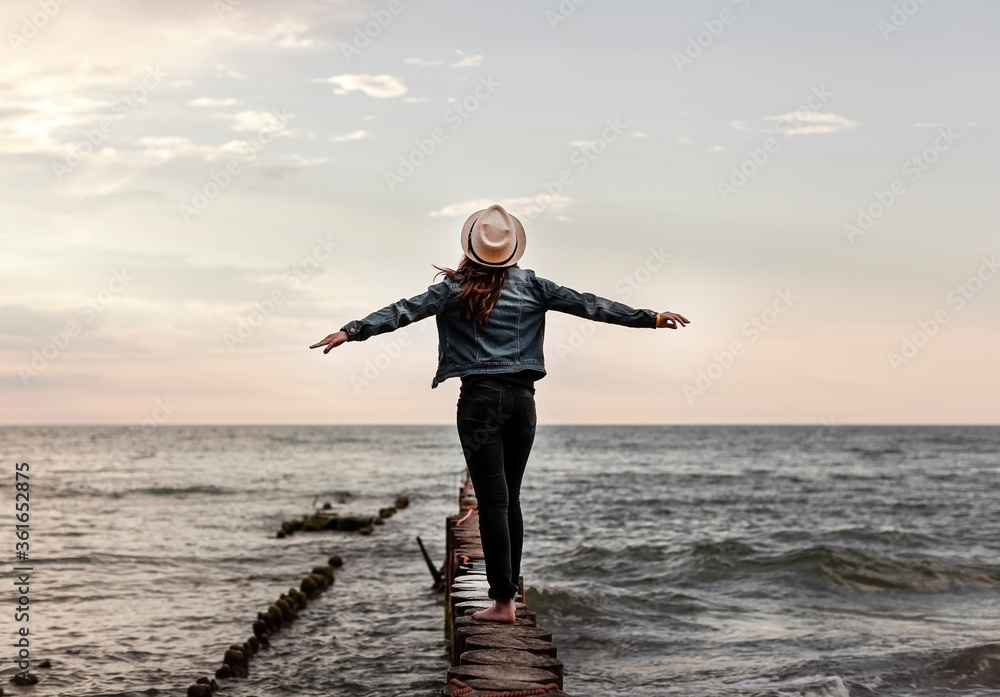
[2,1,996,424]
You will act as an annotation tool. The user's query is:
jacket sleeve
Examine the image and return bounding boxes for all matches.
[530,269,658,329]
[340,278,455,341]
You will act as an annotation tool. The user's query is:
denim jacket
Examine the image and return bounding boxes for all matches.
[340,266,658,388]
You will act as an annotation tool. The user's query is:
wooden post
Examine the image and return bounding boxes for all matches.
[441,474,572,696]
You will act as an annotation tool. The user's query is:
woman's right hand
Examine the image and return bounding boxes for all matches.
[310,330,349,354]
[656,312,690,329]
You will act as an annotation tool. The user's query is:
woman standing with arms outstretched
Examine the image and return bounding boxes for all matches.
[310,204,690,623]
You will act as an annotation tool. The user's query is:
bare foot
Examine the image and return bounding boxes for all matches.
[471,598,516,624]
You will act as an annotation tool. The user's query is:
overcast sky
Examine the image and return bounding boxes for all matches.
[1,0,997,425]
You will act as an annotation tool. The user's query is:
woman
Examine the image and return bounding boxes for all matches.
[310,203,689,623]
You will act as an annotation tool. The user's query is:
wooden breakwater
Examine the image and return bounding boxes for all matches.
[442,475,570,696]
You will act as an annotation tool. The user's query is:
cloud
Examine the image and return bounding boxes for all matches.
[0,95,116,156]
[313,74,408,98]
[43,130,312,197]
[912,121,977,128]
[403,57,444,67]
[631,131,648,138]
[217,17,314,48]
[251,155,328,179]
[676,136,694,144]
[330,129,371,142]
[729,120,752,131]
[213,64,246,80]
[230,109,296,135]
[189,97,240,107]
[762,111,859,136]
[0,61,146,99]
[0,305,99,341]
[428,196,574,220]
[134,136,246,161]
[449,50,484,68]
[709,145,725,152]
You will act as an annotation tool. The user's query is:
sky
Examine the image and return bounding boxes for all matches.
[1,0,997,425]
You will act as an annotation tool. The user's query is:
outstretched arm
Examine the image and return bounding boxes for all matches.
[531,270,690,330]
[310,278,454,354]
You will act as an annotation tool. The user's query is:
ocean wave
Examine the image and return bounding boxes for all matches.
[724,674,851,697]
[875,643,1000,691]
[545,537,1000,595]
[920,642,1000,689]
[523,584,613,621]
[757,545,1000,593]
[524,583,704,628]
[125,484,234,497]
[843,445,906,458]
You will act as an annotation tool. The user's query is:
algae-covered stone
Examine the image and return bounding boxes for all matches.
[195,676,214,688]
[337,516,363,532]
[395,494,409,509]
[300,575,318,597]
[312,565,334,582]
[267,604,283,629]
[224,648,248,677]
[289,588,308,609]
[301,516,327,532]
[323,516,340,530]
[276,598,293,623]
[328,555,344,567]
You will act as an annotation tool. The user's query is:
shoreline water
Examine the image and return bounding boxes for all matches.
[2,425,997,696]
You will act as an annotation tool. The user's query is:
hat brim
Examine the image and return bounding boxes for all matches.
[460,208,526,268]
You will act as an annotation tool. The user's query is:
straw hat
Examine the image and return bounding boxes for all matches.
[460,204,526,267]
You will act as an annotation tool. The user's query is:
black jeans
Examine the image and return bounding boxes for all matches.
[456,378,537,601]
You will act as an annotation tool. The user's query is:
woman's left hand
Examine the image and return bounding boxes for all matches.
[655,312,690,329]
[310,331,349,354]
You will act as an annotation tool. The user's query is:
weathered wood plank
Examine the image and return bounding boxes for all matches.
[447,663,561,687]
[460,648,564,680]
[465,633,557,657]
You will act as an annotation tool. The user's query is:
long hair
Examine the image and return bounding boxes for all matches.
[432,255,514,325]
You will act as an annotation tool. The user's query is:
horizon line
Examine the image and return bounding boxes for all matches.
[2,423,998,428]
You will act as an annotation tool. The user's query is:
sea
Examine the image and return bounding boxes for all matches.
[2,425,998,697]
